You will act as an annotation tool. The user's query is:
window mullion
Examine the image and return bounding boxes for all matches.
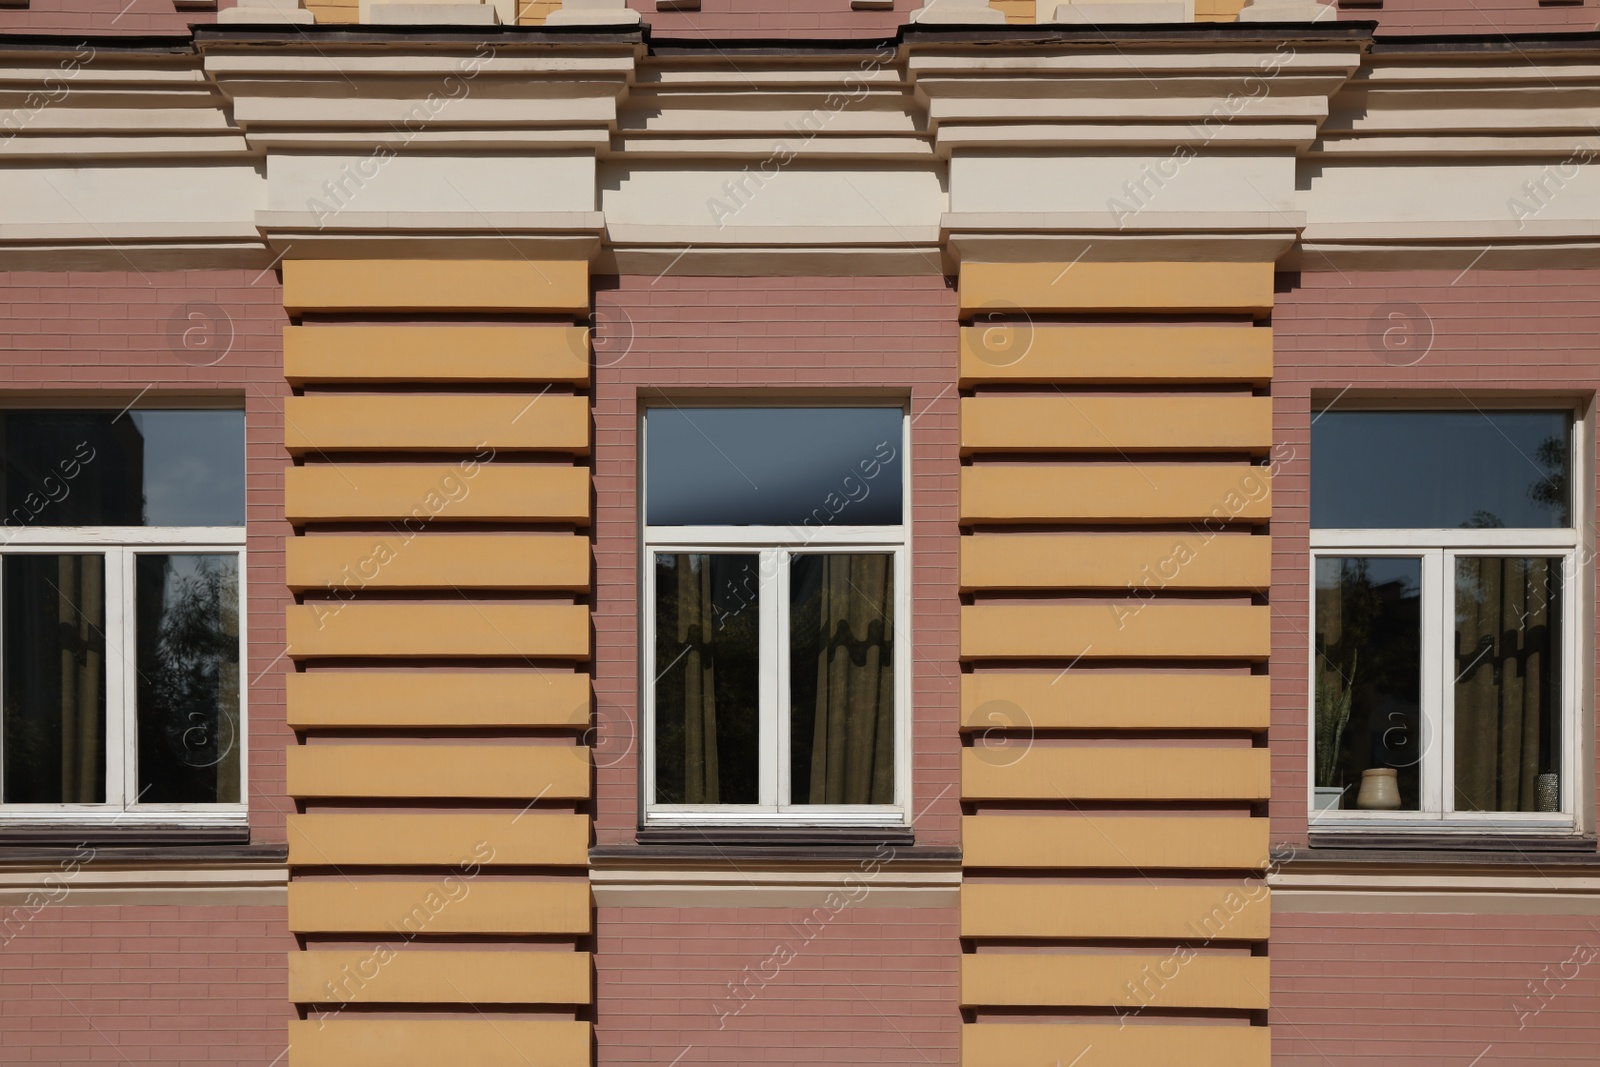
[104,548,132,811]
[758,549,784,810]
[1426,549,1448,817]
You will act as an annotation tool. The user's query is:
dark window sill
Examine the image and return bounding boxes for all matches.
[0,842,281,865]
[1304,831,1597,862]
[0,826,252,848]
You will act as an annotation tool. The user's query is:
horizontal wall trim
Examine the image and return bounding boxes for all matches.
[962,883,1270,940]
[961,952,1270,1009]
[287,1019,591,1067]
[958,324,1273,388]
[286,533,591,592]
[961,396,1272,455]
[288,950,591,1005]
[962,1022,1269,1067]
[284,395,590,456]
[958,261,1275,317]
[288,880,592,935]
[960,464,1270,525]
[286,744,590,800]
[286,603,591,660]
[284,324,590,385]
[284,463,591,526]
[282,259,589,315]
[287,671,590,729]
[961,673,1270,731]
[961,603,1271,660]
[963,815,1269,869]
[287,813,589,867]
[962,747,1270,802]
[961,532,1270,592]
[1273,889,1600,915]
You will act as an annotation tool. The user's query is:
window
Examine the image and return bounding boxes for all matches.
[642,405,908,827]
[1310,408,1582,832]
[0,409,246,834]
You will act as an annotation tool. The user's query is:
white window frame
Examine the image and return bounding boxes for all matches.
[0,525,248,834]
[640,404,911,829]
[1308,405,1586,835]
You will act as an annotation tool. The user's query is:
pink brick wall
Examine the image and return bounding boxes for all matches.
[0,0,222,35]
[590,274,962,846]
[631,0,917,38]
[596,904,960,1065]
[1274,910,1600,1064]
[1337,0,1596,34]
[0,270,290,1060]
[0,903,290,1065]
[1269,267,1600,844]
[590,273,961,1063]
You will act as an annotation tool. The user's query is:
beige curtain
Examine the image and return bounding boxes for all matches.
[675,555,721,804]
[1454,557,1556,812]
[803,554,894,805]
[57,555,104,803]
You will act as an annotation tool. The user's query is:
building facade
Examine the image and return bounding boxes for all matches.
[1,0,1598,1064]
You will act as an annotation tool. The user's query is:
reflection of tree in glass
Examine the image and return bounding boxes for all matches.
[1315,560,1375,787]
[1528,434,1570,525]
[1315,560,1423,794]
[652,555,760,805]
[141,557,238,797]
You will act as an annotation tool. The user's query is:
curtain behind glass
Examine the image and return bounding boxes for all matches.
[653,554,760,805]
[1455,557,1561,812]
[2,555,106,803]
[789,553,894,805]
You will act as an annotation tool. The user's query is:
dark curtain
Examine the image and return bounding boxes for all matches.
[673,553,721,803]
[2,555,105,803]
[653,553,760,806]
[1454,556,1560,812]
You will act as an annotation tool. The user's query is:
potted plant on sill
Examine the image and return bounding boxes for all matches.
[1313,651,1356,811]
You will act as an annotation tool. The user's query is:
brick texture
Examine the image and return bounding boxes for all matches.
[596,904,960,1065]
[1336,0,1597,35]
[625,0,920,38]
[0,0,223,36]
[591,274,962,847]
[0,267,290,1061]
[0,903,291,1065]
[1274,910,1600,1065]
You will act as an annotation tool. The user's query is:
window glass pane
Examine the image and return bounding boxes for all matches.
[653,553,760,805]
[1311,411,1570,529]
[1454,557,1563,813]
[136,554,241,804]
[646,407,903,527]
[1314,557,1422,812]
[2,555,106,803]
[0,410,245,528]
[788,553,894,805]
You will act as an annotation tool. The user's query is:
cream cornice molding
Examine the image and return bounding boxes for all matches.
[943,210,1303,267]
[256,208,605,261]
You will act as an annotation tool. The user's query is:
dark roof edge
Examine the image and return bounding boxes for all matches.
[0,33,194,52]
[6,20,1600,57]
